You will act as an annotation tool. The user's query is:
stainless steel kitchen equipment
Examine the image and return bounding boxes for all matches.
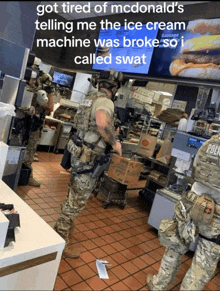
[0,75,20,105]
[55,121,73,152]
[37,117,63,151]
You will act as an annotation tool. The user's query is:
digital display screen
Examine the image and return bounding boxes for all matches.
[92,25,159,74]
[187,137,205,149]
[93,18,220,85]
[148,20,189,77]
[148,18,220,82]
[52,71,74,88]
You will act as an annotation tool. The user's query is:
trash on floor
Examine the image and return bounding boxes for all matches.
[96,259,109,279]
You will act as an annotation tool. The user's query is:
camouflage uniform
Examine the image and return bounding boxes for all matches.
[54,90,114,243]
[23,128,42,178]
[148,135,220,291]
[23,88,49,179]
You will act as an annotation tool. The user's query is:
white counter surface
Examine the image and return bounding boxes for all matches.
[0,179,65,290]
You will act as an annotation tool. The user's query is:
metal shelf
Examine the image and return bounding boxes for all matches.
[134,153,171,169]
[147,177,167,188]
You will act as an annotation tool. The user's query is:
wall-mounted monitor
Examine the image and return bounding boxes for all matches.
[92,25,159,74]
[148,18,220,82]
[52,71,74,88]
[93,18,220,87]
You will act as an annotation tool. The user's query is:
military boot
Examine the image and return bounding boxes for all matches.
[28,177,41,187]
[63,244,80,258]
[146,274,155,290]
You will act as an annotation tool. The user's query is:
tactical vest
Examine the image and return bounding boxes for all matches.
[25,84,36,93]
[73,91,110,136]
[32,93,49,120]
[194,134,220,189]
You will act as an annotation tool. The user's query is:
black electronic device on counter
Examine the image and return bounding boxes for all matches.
[0,203,20,247]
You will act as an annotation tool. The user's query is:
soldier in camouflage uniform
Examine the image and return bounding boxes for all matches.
[147,134,220,291]
[22,66,54,187]
[54,70,123,258]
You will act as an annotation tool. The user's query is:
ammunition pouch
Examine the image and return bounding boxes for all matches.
[191,194,215,224]
[67,138,83,158]
[158,219,189,254]
[71,134,83,148]
[61,136,82,170]
[71,133,103,159]
[80,145,93,163]
[68,134,105,175]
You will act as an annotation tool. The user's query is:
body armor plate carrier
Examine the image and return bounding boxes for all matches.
[194,134,220,190]
[73,91,108,135]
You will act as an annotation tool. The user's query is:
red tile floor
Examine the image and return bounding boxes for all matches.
[15,151,220,291]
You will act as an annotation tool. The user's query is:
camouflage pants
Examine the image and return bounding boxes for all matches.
[151,238,220,291]
[54,172,97,243]
[23,128,41,178]
[151,195,220,291]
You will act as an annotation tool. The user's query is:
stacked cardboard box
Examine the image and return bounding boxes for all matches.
[107,154,142,185]
[131,87,164,117]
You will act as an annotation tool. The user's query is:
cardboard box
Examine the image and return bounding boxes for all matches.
[132,87,157,104]
[136,134,157,157]
[136,87,155,97]
[153,93,165,104]
[153,103,162,117]
[172,100,187,111]
[132,91,153,104]
[107,154,142,185]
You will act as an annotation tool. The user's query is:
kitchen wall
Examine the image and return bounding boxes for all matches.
[0,1,40,49]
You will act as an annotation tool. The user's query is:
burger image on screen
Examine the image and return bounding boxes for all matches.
[169,19,220,79]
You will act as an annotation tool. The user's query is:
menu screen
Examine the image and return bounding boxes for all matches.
[148,18,220,82]
[93,18,220,84]
[92,25,159,74]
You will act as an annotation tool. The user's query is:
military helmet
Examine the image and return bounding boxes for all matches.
[40,72,52,85]
[89,69,123,89]
[33,57,42,67]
